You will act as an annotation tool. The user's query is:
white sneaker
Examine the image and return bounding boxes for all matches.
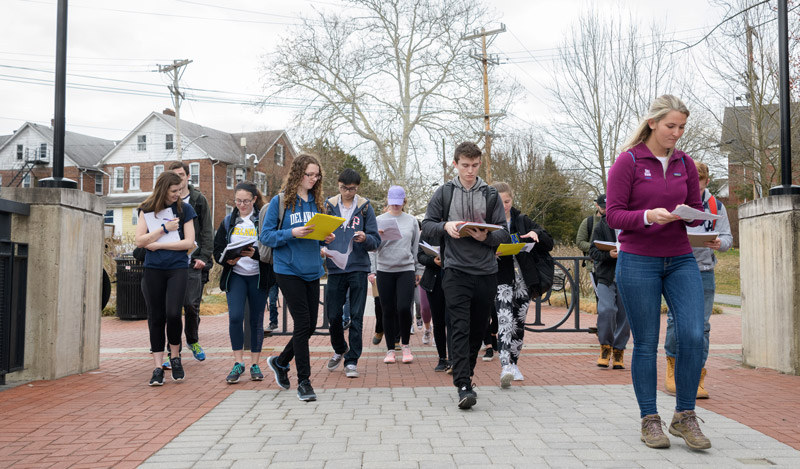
[344,364,359,378]
[512,364,524,381]
[500,365,514,389]
[422,329,432,345]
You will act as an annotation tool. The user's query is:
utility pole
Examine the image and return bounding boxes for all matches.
[745,23,759,199]
[158,59,192,161]
[462,24,506,184]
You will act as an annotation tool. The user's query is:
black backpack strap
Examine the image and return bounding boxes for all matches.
[441,182,453,223]
[587,214,594,241]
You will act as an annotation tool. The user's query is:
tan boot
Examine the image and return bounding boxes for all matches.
[665,356,676,394]
[612,348,625,369]
[696,368,709,399]
[669,410,711,450]
[597,345,611,367]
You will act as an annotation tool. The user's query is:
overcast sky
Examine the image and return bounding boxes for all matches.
[0,0,726,143]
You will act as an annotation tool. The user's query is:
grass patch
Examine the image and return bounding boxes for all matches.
[714,248,740,296]
[200,293,228,316]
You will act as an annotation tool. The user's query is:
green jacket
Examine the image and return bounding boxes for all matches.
[576,213,602,271]
[187,183,214,266]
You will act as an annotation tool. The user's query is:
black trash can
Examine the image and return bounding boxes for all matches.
[115,255,148,320]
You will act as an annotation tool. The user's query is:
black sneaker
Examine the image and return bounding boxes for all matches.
[434,358,448,372]
[226,362,245,383]
[457,383,477,410]
[482,348,494,361]
[149,367,164,386]
[265,322,278,333]
[267,356,290,390]
[170,357,185,381]
[250,364,264,381]
[297,379,317,401]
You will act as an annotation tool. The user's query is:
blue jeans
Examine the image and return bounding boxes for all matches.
[326,272,368,366]
[615,252,704,418]
[227,272,267,353]
[665,269,715,366]
[268,283,279,325]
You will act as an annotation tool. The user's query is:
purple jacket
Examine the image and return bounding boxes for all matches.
[606,142,703,257]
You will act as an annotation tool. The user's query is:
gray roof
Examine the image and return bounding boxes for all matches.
[102,192,151,206]
[27,123,116,168]
[720,103,800,163]
[0,135,10,147]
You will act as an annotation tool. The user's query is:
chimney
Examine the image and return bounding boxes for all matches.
[163,108,176,117]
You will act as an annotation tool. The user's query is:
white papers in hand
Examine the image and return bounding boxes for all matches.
[457,222,504,236]
[377,217,402,240]
[419,241,440,257]
[521,242,536,253]
[143,208,180,243]
[671,205,722,221]
[323,237,354,270]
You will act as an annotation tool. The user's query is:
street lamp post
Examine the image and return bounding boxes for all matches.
[770,0,800,196]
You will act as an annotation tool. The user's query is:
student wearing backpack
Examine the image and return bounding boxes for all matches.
[422,142,510,409]
[322,169,380,378]
[491,182,554,388]
[663,161,732,399]
[213,181,272,384]
[576,194,605,279]
[261,154,334,401]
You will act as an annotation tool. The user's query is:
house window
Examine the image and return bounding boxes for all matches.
[275,144,285,166]
[137,135,146,151]
[113,167,124,190]
[39,143,47,160]
[104,210,114,224]
[165,134,173,150]
[153,165,164,187]
[255,171,267,194]
[22,173,31,188]
[16,144,23,160]
[225,205,233,217]
[189,163,200,186]
[131,212,138,225]
[130,166,140,190]
[226,166,234,189]
[94,174,103,195]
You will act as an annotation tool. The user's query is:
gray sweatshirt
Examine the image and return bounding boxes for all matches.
[688,188,733,271]
[421,176,510,275]
[372,212,424,274]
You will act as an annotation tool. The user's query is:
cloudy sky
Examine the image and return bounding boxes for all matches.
[0,0,725,142]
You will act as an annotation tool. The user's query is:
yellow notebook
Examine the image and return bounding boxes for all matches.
[496,243,526,256]
[298,213,346,241]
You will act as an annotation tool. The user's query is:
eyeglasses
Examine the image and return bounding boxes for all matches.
[304,172,321,180]
[339,185,358,193]
[234,199,254,205]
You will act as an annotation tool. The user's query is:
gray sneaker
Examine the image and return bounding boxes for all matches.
[344,364,359,378]
[669,410,711,450]
[641,414,670,448]
[326,346,348,371]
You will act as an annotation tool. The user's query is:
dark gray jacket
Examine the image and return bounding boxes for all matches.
[187,183,214,266]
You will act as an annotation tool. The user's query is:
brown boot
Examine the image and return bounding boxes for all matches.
[696,368,709,399]
[665,356,676,394]
[597,344,612,367]
[669,410,711,450]
[612,348,625,369]
[640,414,670,448]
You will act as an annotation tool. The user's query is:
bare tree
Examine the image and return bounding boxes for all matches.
[263,0,511,184]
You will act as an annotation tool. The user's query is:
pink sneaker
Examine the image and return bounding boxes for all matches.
[384,350,396,364]
[401,345,413,363]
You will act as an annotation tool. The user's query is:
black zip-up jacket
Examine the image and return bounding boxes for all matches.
[213,206,274,292]
[187,184,214,267]
[417,232,443,293]
[496,207,554,288]
[588,215,617,287]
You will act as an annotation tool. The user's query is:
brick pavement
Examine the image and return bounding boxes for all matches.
[0,305,798,468]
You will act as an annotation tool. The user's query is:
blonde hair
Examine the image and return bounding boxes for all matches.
[491,181,513,196]
[695,161,709,181]
[620,95,690,154]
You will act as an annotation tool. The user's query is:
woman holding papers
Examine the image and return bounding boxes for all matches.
[491,182,554,389]
[135,171,196,386]
[213,181,270,384]
[260,154,334,402]
[606,95,710,450]
[418,234,451,372]
[374,186,424,364]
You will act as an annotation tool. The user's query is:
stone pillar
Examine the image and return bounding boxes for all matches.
[3,188,105,381]
[739,195,800,375]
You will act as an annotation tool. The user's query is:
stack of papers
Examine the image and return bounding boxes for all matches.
[298,213,345,241]
[218,238,256,263]
[496,243,535,256]
[377,217,403,240]
[593,241,619,251]
[688,232,719,247]
[419,241,440,257]
[143,208,180,244]
[457,222,504,237]
[671,205,722,221]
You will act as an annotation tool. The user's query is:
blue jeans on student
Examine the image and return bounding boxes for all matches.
[227,272,267,353]
[268,283,279,325]
[665,269,715,366]
[615,252,704,418]
[326,272,368,366]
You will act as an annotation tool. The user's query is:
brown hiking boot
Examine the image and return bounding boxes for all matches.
[669,410,711,450]
[665,356,676,394]
[696,368,709,399]
[640,414,670,448]
[612,349,625,369]
[597,344,611,367]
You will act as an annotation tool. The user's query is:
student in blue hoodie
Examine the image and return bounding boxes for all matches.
[322,169,380,378]
[261,154,334,402]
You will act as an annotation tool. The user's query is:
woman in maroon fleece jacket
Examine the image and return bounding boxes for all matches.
[606,95,711,451]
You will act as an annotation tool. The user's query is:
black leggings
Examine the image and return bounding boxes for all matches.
[377,270,416,350]
[275,273,320,383]
[143,267,188,353]
[426,274,450,360]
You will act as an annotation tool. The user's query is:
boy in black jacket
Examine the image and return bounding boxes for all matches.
[588,214,630,369]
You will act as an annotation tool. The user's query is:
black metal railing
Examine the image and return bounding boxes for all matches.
[0,199,30,385]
